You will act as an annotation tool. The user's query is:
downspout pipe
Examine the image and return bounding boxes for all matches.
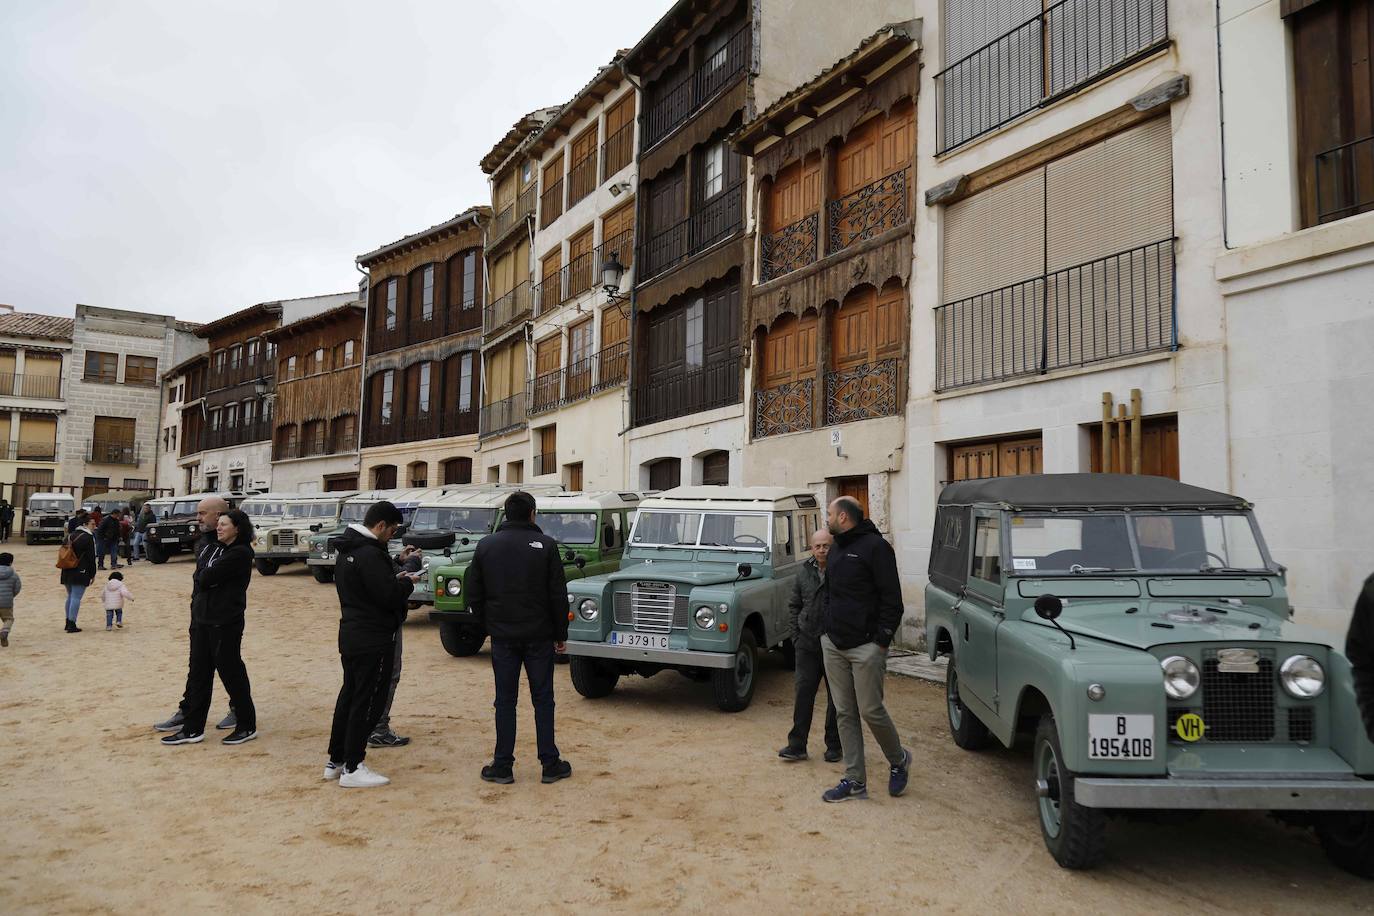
[353,260,370,477]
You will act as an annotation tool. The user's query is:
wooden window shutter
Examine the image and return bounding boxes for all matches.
[541,248,562,302]
[942,167,1046,302]
[570,226,594,263]
[601,199,636,266]
[600,304,628,348]
[831,287,875,370]
[768,157,821,232]
[835,117,880,197]
[878,100,915,175]
[536,335,561,375]
[605,92,634,136]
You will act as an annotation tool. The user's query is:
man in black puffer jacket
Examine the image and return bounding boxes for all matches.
[325,501,416,788]
[464,491,571,786]
[1349,573,1374,743]
[818,496,910,804]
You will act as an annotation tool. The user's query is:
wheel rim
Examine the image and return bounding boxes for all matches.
[947,668,963,730]
[1037,740,1063,839]
[734,646,754,695]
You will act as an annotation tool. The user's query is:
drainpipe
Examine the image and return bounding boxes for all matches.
[1215,0,1231,250]
[354,260,370,483]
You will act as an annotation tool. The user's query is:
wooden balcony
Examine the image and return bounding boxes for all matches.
[643,22,750,150]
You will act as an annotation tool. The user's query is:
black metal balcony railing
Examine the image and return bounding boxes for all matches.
[825,358,900,426]
[592,342,629,392]
[1316,135,1374,224]
[634,359,740,427]
[479,391,528,438]
[360,406,474,449]
[483,281,533,335]
[760,213,820,282]
[640,182,744,282]
[209,357,272,392]
[935,238,1176,391]
[936,0,1168,154]
[602,124,633,179]
[89,439,139,466]
[205,420,272,450]
[568,155,597,207]
[753,378,814,438]
[643,22,751,150]
[533,452,558,477]
[0,373,62,399]
[528,342,629,416]
[490,201,516,240]
[274,440,301,460]
[829,167,910,253]
[531,369,561,414]
[541,179,564,229]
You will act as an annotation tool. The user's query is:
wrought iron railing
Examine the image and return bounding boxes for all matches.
[205,420,272,450]
[1316,135,1374,224]
[0,372,62,399]
[483,281,533,335]
[567,250,595,300]
[209,357,272,392]
[592,342,628,392]
[935,238,1176,391]
[489,201,516,240]
[936,0,1168,153]
[533,452,558,477]
[479,392,528,438]
[643,22,750,150]
[530,368,562,415]
[829,167,910,253]
[598,229,634,271]
[634,359,740,427]
[89,439,139,465]
[568,155,597,207]
[639,182,744,282]
[825,359,900,425]
[528,343,626,415]
[541,178,564,228]
[533,272,564,318]
[274,439,301,460]
[760,213,819,282]
[754,378,814,438]
[602,124,634,179]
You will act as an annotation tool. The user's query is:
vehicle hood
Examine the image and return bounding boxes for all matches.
[1022,598,1338,650]
[601,561,752,588]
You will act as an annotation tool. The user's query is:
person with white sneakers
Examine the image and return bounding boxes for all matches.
[323,501,417,788]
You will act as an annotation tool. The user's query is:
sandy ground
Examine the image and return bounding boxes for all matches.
[0,540,1370,915]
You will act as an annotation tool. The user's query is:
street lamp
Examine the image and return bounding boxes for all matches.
[602,252,630,318]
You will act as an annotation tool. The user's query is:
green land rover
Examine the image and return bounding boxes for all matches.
[429,491,642,657]
[144,492,244,563]
[303,488,436,583]
[564,487,819,712]
[925,473,1374,877]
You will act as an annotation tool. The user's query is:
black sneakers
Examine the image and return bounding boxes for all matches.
[160,730,205,746]
[368,729,411,748]
[823,747,843,763]
[221,729,258,746]
[777,746,808,762]
[541,759,572,784]
[480,762,515,784]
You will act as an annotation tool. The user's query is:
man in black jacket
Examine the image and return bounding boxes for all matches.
[778,528,841,763]
[326,500,416,788]
[96,509,122,570]
[1350,573,1374,743]
[819,496,910,803]
[464,491,571,785]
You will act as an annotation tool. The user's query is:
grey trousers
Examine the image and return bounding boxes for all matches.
[374,627,403,730]
[821,635,903,785]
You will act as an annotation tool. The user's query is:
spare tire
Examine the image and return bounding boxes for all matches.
[403,530,457,551]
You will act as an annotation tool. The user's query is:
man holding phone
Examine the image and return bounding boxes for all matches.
[370,544,424,749]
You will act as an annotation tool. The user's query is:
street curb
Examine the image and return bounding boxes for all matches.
[886,650,947,685]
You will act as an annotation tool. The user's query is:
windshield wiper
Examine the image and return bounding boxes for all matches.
[1198,565,1259,574]
[1069,565,1128,575]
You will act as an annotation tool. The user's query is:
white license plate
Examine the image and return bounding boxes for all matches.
[1088,714,1156,760]
[608,631,669,650]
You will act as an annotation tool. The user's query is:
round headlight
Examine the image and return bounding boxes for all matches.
[1280,655,1325,698]
[1161,655,1200,700]
[694,605,715,629]
[445,579,462,596]
[578,598,599,621]
[149,526,158,535]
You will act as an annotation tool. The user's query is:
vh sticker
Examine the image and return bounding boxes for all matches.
[1174,713,1207,742]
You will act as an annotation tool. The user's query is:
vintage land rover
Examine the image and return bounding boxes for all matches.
[251,492,357,575]
[24,491,75,544]
[925,474,1373,877]
[565,487,819,712]
[144,492,244,563]
[430,490,642,657]
[304,487,461,583]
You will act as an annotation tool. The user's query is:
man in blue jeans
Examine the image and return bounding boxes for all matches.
[463,491,572,785]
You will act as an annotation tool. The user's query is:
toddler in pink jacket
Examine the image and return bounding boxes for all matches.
[103,571,133,630]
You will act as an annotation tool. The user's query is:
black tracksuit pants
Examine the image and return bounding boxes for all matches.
[183,619,257,735]
[328,646,396,769]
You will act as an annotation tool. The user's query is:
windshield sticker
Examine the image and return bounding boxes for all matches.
[1013,558,1037,570]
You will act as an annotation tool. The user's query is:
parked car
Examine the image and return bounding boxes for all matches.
[251,492,357,575]
[564,487,818,712]
[24,491,75,544]
[430,490,642,657]
[924,473,1374,877]
[304,488,449,583]
[144,492,244,563]
[83,489,154,516]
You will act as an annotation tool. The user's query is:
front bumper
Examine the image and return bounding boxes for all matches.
[429,609,477,624]
[565,639,735,669]
[306,556,336,567]
[257,550,307,561]
[1073,775,1374,811]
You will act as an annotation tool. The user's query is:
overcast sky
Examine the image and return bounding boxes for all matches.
[0,0,666,324]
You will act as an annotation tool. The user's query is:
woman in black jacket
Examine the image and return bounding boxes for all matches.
[161,509,259,746]
[60,512,98,632]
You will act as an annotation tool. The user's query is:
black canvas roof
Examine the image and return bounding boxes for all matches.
[937,474,1249,510]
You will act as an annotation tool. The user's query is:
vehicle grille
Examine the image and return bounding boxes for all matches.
[1199,648,1276,742]
[1287,706,1315,743]
[39,518,64,528]
[274,531,297,548]
[612,582,689,634]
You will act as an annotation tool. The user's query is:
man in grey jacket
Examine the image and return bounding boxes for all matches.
[778,529,841,763]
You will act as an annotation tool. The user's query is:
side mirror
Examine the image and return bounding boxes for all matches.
[565,549,578,563]
[310,523,322,532]
[442,547,452,557]
[575,556,586,570]
[736,563,753,579]
[395,524,408,537]
[1034,594,1064,621]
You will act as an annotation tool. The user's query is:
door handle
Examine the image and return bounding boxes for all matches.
[964,621,970,642]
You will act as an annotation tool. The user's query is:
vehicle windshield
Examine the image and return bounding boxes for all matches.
[538,512,598,545]
[242,500,284,518]
[29,498,72,512]
[339,503,369,524]
[1009,512,1268,574]
[285,502,339,519]
[630,510,770,551]
[411,507,496,533]
[170,501,199,517]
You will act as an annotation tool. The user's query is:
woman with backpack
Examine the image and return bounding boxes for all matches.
[58,511,97,633]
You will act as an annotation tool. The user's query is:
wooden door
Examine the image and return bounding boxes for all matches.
[768,157,821,232]
[835,476,869,519]
[601,198,636,266]
[830,284,903,371]
[877,101,915,177]
[702,451,729,486]
[566,462,584,492]
[950,434,1043,481]
[600,304,627,349]
[539,426,557,471]
[1090,415,1179,479]
[649,458,681,491]
[535,336,561,376]
[540,248,563,308]
[569,226,595,296]
[998,438,1043,476]
[835,117,880,197]
[761,313,818,389]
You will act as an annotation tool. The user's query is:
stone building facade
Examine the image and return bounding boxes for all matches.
[0,309,75,512]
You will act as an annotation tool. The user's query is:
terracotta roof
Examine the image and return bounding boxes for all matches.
[0,311,74,341]
[479,107,561,176]
[265,302,365,340]
[355,207,491,268]
[525,58,628,159]
[734,22,919,153]
[194,302,283,339]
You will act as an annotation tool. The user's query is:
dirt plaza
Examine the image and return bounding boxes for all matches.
[0,540,1368,914]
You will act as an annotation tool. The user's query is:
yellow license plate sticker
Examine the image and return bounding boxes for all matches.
[1174,713,1206,742]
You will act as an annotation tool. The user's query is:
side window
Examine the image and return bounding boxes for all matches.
[971,516,1002,584]
[772,513,793,558]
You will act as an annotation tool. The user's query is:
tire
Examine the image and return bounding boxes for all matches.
[438,622,486,657]
[1317,812,1374,879]
[946,657,992,750]
[145,543,168,564]
[311,565,334,584]
[24,535,35,546]
[780,637,797,671]
[254,558,280,576]
[712,629,758,712]
[569,656,619,698]
[1034,714,1107,870]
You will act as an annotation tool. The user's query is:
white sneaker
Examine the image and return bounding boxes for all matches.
[323,761,344,781]
[338,763,389,788]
